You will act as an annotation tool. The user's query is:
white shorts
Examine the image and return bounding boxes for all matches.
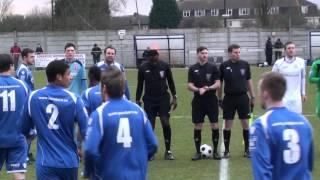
[283,99,302,114]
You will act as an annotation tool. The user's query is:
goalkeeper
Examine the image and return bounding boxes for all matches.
[309,58,320,118]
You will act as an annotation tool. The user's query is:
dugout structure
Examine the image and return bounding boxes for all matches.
[310,31,320,60]
[134,35,185,67]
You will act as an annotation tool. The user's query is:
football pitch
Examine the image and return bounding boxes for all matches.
[2,66,320,179]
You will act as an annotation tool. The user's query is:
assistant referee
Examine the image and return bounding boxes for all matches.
[188,46,221,160]
[136,49,177,160]
[218,44,255,158]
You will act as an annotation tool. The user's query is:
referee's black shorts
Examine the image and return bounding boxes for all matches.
[143,93,171,120]
[222,94,250,120]
[192,96,219,124]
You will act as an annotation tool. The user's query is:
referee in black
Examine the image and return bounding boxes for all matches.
[188,46,221,160]
[136,49,177,160]
[218,44,255,158]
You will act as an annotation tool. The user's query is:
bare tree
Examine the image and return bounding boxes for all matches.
[251,0,279,27]
[0,0,13,21]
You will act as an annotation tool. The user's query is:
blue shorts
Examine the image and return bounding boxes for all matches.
[0,144,27,174]
[36,165,78,180]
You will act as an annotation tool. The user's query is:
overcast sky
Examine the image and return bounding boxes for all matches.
[11,0,320,16]
[11,0,153,15]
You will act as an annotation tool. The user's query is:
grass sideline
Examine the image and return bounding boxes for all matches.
[2,67,320,179]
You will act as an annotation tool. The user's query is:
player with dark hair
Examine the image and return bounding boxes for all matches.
[96,46,131,100]
[21,60,88,180]
[16,48,36,163]
[250,72,313,179]
[272,41,306,114]
[0,54,28,180]
[84,67,158,179]
[62,42,87,96]
[188,46,221,160]
[218,44,256,158]
[82,66,102,115]
[136,49,178,160]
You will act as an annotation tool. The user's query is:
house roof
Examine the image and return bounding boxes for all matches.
[177,0,317,9]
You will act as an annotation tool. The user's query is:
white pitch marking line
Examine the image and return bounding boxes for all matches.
[219,121,229,180]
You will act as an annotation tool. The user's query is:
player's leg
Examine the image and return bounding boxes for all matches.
[143,99,157,130]
[27,129,37,164]
[238,94,251,158]
[191,98,205,161]
[6,144,27,180]
[61,168,78,180]
[143,99,157,161]
[159,94,175,160]
[316,91,320,119]
[207,97,221,160]
[222,95,236,158]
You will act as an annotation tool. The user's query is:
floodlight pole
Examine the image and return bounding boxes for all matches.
[224,0,227,28]
[135,0,141,30]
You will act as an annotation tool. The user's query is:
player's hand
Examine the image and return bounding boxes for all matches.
[302,95,307,103]
[171,97,177,111]
[199,87,207,95]
[136,100,142,107]
[250,97,255,108]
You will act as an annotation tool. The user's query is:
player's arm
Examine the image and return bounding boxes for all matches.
[271,61,279,72]
[141,110,158,158]
[20,97,34,138]
[81,90,91,115]
[166,65,177,97]
[247,64,255,103]
[187,67,199,92]
[249,121,272,180]
[301,60,306,101]
[81,66,88,93]
[84,112,102,179]
[208,66,221,90]
[136,66,144,103]
[75,97,89,139]
[308,60,320,84]
[217,64,224,100]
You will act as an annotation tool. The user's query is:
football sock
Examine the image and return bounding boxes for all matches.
[194,129,202,153]
[223,129,231,152]
[243,129,249,151]
[163,125,171,151]
[212,129,219,153]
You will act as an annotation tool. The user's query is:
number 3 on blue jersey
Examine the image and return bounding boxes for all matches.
[117,118,132,148]
[283,129,301,164]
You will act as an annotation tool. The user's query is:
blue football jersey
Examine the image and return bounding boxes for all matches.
[65,59,87,96]
[21,85,88,168]
[81,85,102,115]
[16,63,34,91]
[96,61,131,100]
[84,98,158,179]
[0,75,28,148]
[250,107,313,180]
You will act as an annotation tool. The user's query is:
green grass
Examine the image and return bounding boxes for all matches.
[2,67,320,179]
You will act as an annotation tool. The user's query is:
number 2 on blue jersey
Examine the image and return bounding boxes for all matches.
[117,117,132,148]
[47,104,59,130]
[283,129,301,164]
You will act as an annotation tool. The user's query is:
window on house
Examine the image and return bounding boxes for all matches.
[301,6,308,14]
[226,9,233,16]
[267,7,279,15]
[183,10,191,17]
[211,9,219,16]
[195,9,206,17]
[239,8,250,16]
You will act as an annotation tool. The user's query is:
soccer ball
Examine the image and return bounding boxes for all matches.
[200,144,213,158]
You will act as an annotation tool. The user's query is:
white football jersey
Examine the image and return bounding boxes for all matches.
[272,56,306,113]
